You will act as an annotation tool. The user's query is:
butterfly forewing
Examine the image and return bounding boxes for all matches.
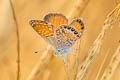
[43,13,68,29]
[29,20,57,46]
[29,20,54,37]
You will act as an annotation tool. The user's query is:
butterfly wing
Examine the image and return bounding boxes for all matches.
[54,25,79,56]
[54,18,85,48]
[55,25,80,47]
[29,20,56,46]
[69,18,84,35]
[54,18,85,56]
[54,19,85,62]
[43,12,68,29]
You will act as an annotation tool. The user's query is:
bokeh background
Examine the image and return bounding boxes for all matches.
[0,0,120,80]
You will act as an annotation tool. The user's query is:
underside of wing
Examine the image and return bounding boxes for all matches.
[55,25,81,41]
[29,20,56,46]
[69,18,84,34]
[29,20,54,37]
[55,25,81,49]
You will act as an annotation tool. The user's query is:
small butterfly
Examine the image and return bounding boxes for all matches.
[29,12,84,63]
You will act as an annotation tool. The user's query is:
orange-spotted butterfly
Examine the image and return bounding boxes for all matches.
[29,12,84,63]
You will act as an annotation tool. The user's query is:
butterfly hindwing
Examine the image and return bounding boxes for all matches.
[69,18,84,35]
[55,25,80,49]
[43,12,68,29]
[54,24,82,57]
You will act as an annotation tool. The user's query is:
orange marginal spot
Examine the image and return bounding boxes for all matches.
[71,21,84,33]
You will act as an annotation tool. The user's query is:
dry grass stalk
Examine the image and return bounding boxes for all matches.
[43,70,50,80]
[63,0,90,79]
[2,57,15,80]
[27,0,90,80]
[27,45,54,80]
[100,45,120,80]
[95,50,110,80]
[9,0,21,80]
[64,39,81,80]
[68,0,90,20]
[76,4,120,80]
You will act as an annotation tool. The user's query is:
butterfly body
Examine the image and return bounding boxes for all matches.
[29,12,84,61]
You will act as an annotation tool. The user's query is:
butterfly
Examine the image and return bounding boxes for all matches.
[29,12,84,63]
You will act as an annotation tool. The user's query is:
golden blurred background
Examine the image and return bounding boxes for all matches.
[0,0,120,80]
